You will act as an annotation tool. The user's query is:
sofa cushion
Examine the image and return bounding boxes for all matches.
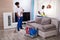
[27,23,45,31]
[27,23,39,28]
[37,24,56,32]
[43,24,56,30]
[35,17,42,24]
[27,23,56,32]
[41,17,51,25]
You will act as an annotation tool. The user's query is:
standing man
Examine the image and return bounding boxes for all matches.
[15,2,24,31]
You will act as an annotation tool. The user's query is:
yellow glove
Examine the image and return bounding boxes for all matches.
[41,12,45,16]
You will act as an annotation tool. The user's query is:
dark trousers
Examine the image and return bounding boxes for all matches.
[17,17,23,31]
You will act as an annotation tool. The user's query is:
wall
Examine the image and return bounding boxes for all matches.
[37,0,60,20]
[0,0,13,30]
[57,0,60,20]
[37,0,57,18]
[31,0,34,20]
[34,0,38,20]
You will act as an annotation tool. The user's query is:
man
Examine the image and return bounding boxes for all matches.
[38,5,45,16]
[15,2,24,31]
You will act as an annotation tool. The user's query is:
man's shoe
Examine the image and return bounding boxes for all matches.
[21,28,24,29]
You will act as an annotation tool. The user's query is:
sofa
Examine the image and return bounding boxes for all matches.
[26,17,59,38]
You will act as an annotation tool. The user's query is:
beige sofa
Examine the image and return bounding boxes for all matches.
[26,17,59,38]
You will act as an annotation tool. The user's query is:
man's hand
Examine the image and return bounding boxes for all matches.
[20,9,24,14]
[18,16,20,19]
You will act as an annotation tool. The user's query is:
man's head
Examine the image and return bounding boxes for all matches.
[15,2,19,7]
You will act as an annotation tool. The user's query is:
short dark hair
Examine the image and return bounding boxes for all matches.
[15,2,19,5]
[42,5,45,9]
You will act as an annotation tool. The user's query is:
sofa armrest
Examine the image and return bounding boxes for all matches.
[51,18,59,29]
[51,18,60,35]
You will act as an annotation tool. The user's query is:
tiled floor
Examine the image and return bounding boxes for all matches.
[0,28,60,40]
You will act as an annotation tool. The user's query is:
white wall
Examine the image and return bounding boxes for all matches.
[37,0,60,20]
[57,0,60,20]
[13,0,31,12]
[37,0,57,18]
[34,0,38,20]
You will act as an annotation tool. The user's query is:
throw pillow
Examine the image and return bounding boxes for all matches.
[35,17,42,24]
[41,17,51,25]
